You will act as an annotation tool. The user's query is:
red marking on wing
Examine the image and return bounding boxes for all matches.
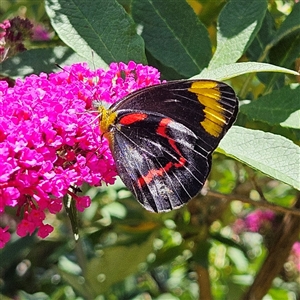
[137,118,186,187]
[137,157,186,187]
[156,118,182,156]
[119,113,147,125]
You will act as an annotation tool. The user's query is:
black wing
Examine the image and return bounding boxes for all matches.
[111,79,238,147]
[106,80,238,212]
[112,114,211,212]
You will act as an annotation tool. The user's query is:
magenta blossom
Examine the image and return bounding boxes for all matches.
[232,209,275,235]
[32,23,53,41]
[232,209,300,275]
[289,242,300,272]
[0,61,163,247]
[0,19,10,61]
[244,209,275,233]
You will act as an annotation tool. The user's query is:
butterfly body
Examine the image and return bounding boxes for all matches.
[99,80,238,212]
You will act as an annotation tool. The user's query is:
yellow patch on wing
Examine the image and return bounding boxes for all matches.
[188,81,226,137]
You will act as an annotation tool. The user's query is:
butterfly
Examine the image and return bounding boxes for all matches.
[99,80,238,212]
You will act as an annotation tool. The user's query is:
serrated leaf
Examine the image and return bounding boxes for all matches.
[131,0,211,77]
[0,47,84,78]
[192,62,299,81]
[240,85,300,129]
[218,126,300,190]
[45,0,146,67]
[209,0,267,69]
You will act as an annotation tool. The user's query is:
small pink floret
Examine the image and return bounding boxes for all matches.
[0,227,10,248]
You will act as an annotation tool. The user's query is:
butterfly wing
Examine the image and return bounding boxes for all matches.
[103,80,238,212]
[112,80,238,144]
[111,113,211,212]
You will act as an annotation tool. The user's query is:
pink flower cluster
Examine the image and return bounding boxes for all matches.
[0,61,162,248]
[232,209,300,272]
[32,24,53,41]
[290,242,300,271]
[244,209,275,233]
[232,209,275,234]
[0,20,10,61]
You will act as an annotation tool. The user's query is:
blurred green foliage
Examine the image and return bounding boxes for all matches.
[0,0,299,299]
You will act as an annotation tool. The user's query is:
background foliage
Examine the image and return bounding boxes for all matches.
[0,0,299,299]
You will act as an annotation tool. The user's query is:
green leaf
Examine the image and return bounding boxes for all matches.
[45,0,146,67]
[247,11,276,61]
[192,241,211,268]
[155,294,179,300]
[248,3,300,63]
[17,291,49,300]
[268,288,291,300]
[0,47,84,78]
[131,0,211,77]
[272,2,300,45]
[192,62,299,81]
[209,0,267,69]
[227,248,249,272]
[265,31,300,91]
[84,235,155,294]
[58,258,91,298]
[240,85,300,129]
[0,235,36,268]
[149,243,187,268]
[247,3,300,90]
[211,233,248,257]
[218,126,300,190]
[269,31,300,71]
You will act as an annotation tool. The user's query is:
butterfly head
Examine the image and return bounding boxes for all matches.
[98,105,118,143]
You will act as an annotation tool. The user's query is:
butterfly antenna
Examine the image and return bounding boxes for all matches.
[55,63,65,72]
[91,51,96,71]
